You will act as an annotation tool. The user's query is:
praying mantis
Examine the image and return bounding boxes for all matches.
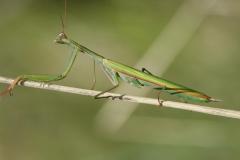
[0,1,221,105]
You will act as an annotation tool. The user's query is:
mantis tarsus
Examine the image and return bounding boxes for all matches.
[0,2,221,105]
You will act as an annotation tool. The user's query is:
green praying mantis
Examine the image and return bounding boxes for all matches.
[0,1,221,105]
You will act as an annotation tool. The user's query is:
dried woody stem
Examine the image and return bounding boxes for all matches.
[0,76,239,119]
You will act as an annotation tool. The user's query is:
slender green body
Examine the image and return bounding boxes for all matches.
[0,32,219,103]
[60,34,217,103]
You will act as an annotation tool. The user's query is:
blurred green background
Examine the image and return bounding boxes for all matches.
[0,0,240,159]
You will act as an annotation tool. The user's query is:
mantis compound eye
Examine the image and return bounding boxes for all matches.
[59,32,68,39]
[55,32,68,44]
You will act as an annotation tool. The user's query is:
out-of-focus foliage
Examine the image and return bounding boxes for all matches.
[0,0,240,160]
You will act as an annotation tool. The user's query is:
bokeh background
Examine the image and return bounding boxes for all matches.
[0,0,240,159]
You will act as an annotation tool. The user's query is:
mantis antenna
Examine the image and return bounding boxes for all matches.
[60,0,67,33]
[60,0,97,89]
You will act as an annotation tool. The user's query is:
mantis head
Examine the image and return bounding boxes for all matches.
[56,1,69,44]
[54,32,68,44]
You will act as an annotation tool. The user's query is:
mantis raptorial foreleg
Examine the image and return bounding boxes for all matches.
[0,47,78,96]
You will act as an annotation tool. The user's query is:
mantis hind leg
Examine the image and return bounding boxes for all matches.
[157,92,164,107]
[155,87,165,107]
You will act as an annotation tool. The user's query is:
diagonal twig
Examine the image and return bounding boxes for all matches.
[0,76,239,120]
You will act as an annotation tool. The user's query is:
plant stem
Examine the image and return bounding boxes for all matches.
[0,76,239,119]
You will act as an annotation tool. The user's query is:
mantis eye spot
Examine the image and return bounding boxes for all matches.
[59,32,67,39]
[55,32,68,44]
